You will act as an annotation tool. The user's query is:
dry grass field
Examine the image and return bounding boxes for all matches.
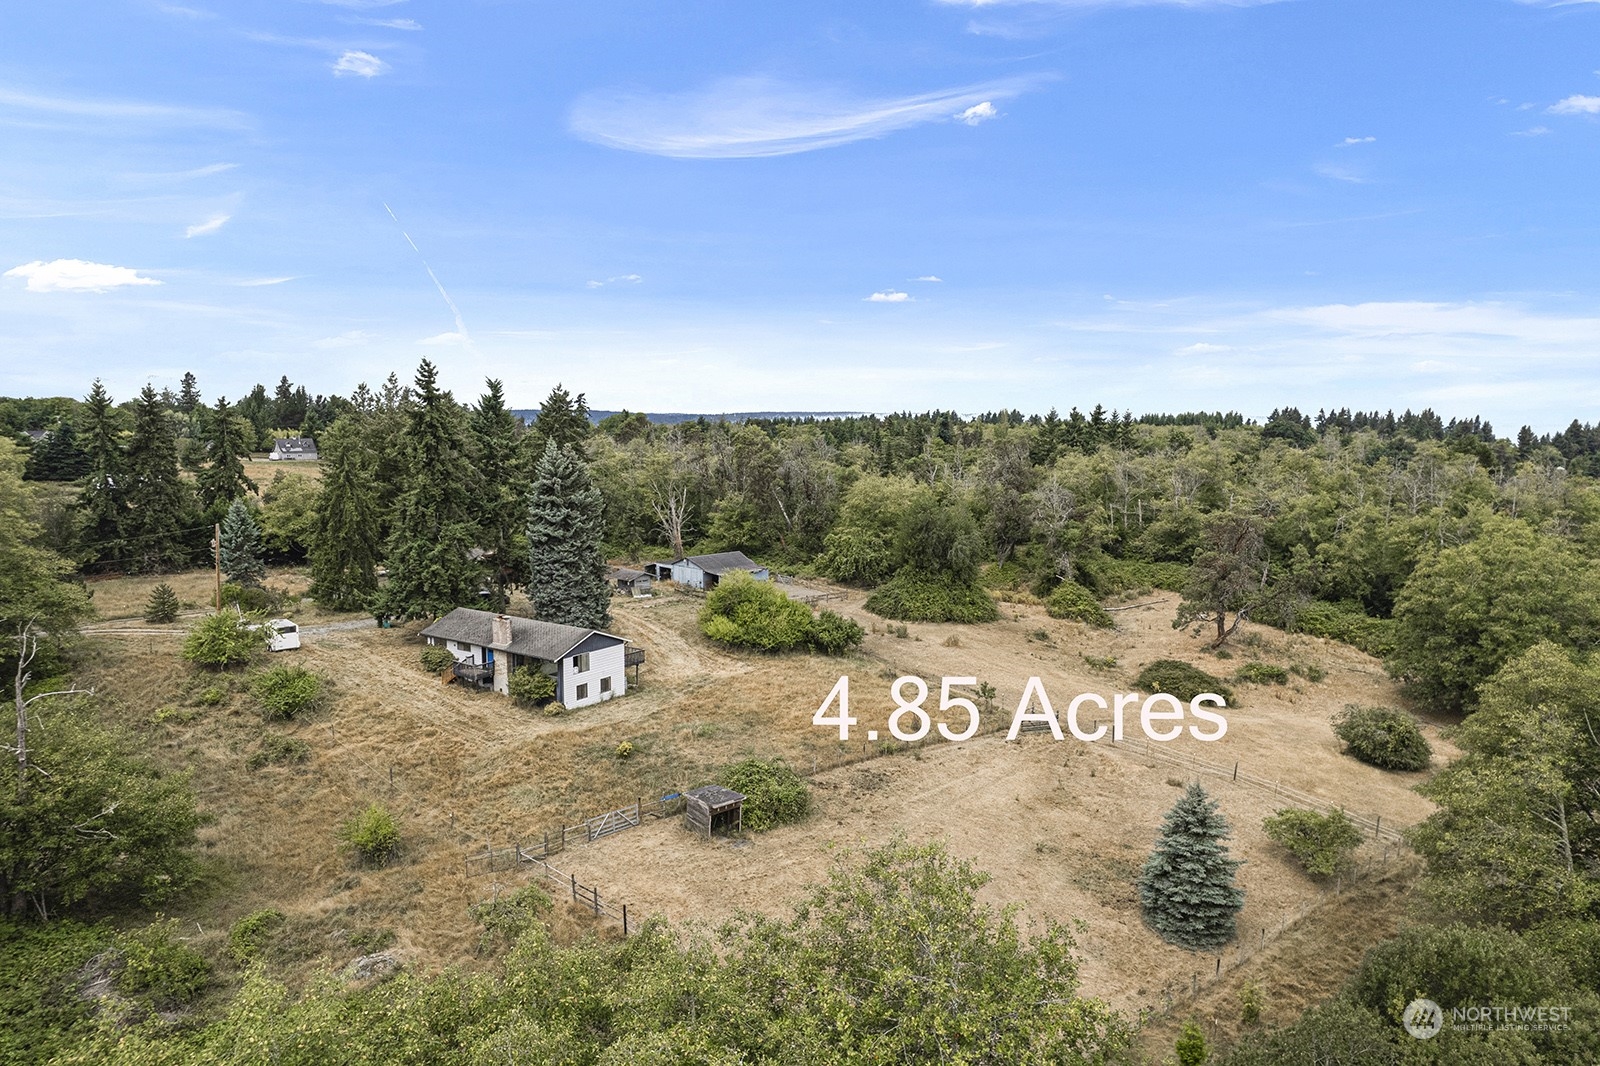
[73,571,1453,1057]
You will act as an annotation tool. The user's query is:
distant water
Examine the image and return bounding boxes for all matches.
[512,409,866,425]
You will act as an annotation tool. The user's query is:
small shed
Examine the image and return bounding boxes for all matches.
[683,785,746,838]
[608,567,652,597]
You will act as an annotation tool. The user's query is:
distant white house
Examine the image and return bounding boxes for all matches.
[669,551,769,591]
[419,607,633,709]
[269,437,319,461]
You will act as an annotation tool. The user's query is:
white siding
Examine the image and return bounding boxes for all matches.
[670,560,707,589]
[561,642,626,708]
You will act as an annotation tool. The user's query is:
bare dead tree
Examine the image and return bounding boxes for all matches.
[11,622,94,803]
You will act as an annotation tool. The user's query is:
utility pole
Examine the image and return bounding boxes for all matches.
[213,522,222,610]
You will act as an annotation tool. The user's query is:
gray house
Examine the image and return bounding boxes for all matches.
[668,551,769,591]
[269,437,319,461]
[419,608,630,709]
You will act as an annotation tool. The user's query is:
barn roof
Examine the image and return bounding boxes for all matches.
[419,607,623,661]
[675,551,764,576]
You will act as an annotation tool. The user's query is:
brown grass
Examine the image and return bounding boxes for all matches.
[74,575,1452,1025]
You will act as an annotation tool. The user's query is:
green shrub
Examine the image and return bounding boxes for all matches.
[1348,924,1569,1028]
[1174,1018,1208,1066]
[1044,581,1113,627]
[1289,662,1325,683]
[1135,659,1234,703]
[508,665,557,705]
[196,685,228,707]
[339,804,400,867]
[1330,704,1431,771]
[716,758,810,832]
[699,571,816,652]
[419,645,455,673]
[614,741,635,759]
[249,665,325,721]
[1279,600,1398,658]
[182,611,271,670]
[220,582,279,615]
[1238,980,1263,1026]
[810,609,865,654]
[246,733,311,771]
[143,583,180,624]
[469,885,552,951]
[1234,662,1288,685]
[226,909,285,963]
[1079,557,1190,595]
[864,569,999,623]
[116,920,211,1007]
[1262,808,1364,877]
[543,701,568,717]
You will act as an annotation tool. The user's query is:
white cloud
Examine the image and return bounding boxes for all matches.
[916,275,943,282]
[152,3,216,18]
[417,331,466,345]
[956,101,999,125]
[0,86,245,127]
[235,275,297,286]
[1512,125,1552,136]
[4,259,162,293]
[1549,94,1600,115]
[569,75,1044,158]
[332,51,388,78]
[360,17,421,29]
[588,273,643,288]
[184,213,230,238]
[936,0,1285,7]
[1337,136,1375,147]
[867,290,912,303]
[1177,342,1230,355]
[313,330,373,348]
[315,0,408,7]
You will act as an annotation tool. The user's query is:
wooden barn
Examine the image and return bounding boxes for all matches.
[668,551,769,591]
[683,785,745,838]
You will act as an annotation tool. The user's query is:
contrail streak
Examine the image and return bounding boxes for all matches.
[383,202,477,354]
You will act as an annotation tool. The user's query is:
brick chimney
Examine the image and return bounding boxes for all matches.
[491,614,512,649]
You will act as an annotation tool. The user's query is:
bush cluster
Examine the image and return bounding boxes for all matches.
[1262,807,1365,877]
[226,909,286,963]
[1078,558,1190,595]
[182,611,271,670]
[1234,662,1288,685]
[249,665,325,721]
[864,569,999,623]
[715,758,810,832]
[507,665,557,705]
[1135,659,1234,703]
[1330,704,1431,771]
[1281,600,1398,659]
[339,804,401,867]
[700,572,865,653]
[116,920,211,1008]
[419,645,455,673]
[246,733,311,771]
[1043,581,1113,627]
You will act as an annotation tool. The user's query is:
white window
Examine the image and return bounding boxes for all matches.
[576,683,589,701]
[573,652,590,672]
[600,676,612,694]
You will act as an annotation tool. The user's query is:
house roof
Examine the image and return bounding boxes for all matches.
[674,551,764,576]
[272,437,318,452]
[419,607,623,661]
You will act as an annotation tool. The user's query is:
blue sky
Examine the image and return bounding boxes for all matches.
[2,0,1598,431]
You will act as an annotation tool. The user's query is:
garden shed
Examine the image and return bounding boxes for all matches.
[683,785,745,838]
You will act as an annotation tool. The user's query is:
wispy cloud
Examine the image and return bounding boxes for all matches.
[357,17,421,29]
[936,0,1286,8]
[0,86,246,127]
[1314,162,1371,184]
[184,213,231,238]
[867,290,912,302]
[916,275,944,282]
[570,75,1044,159]
[1512,125,1552,136]
[4,259,162,293]
[1549,94,1600,115]
[417,331,466,345]
[1337,135,1375,147]
[315,0,409,8]
[151,2,217,18]
[234,276,298,287]
[332,50,388,77]
[586,274,643,288]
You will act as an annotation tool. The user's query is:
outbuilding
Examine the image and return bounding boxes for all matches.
[668,551,769,591]
[683,785,746,838]
[608,567,653,597]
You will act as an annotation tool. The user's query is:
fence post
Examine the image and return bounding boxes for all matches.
[1374,815,1381,839]
[514,838,520,863]
[623,904,629,936]
[561,826,567,850]
[1232,761,1238,782]
[593,888,601,917]
[485,843,492,871]
[571,873,577,902]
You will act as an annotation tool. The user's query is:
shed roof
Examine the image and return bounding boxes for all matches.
[684,784,746,811]
[609,567,647,581]
[419,607,623,661]
[675,551,763,576]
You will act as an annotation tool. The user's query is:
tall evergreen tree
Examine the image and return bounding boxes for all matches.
[378,360,484,619]
[196,395,256,510]
[220,499,266,586]
[1138,783,1245,950]
[23,422,90,482]
[529,383,591,459]
[122,385,195,573]
[309,418,382,610]
[526,439,610,629]
[76,380,128,568]
[471,379,530,610]
[177,372,201,414]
